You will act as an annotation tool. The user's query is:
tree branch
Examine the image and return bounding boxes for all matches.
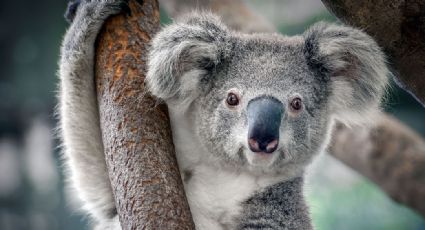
[95,0,194,228]
[329,115,425,216]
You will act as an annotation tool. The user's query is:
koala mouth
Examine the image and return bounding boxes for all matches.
[254,151,278,157]
[244,147,283,167]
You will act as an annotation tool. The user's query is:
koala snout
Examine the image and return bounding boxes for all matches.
[247,96,283,154]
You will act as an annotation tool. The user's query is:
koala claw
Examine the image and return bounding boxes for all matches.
[64,0,81,23]
[119,1,131,17]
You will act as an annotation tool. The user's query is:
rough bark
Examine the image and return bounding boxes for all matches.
[329,114,425,216]
[95,0,195,229]
[321,0,425,106]
[162,0,425,217]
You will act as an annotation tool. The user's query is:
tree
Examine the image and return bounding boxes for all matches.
[95,0,194,228]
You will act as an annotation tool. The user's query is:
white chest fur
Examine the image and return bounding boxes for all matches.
[184,164,288,229]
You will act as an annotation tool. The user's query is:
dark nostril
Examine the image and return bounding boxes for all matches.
[248,138,278,153]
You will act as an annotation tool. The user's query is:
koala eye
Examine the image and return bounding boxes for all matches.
[226,92,240,107]
[290,97,303,112]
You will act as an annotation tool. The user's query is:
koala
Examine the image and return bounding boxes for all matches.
[58,1,389,229]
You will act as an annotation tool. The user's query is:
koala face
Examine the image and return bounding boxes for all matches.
[190,36,331,174]
[147,13,388,175]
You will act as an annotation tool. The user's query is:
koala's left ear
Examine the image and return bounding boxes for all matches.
[146,12,230,106]
[304,22,389,124]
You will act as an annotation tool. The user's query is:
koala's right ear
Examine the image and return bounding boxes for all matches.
[146,12,230,105]
[303,22,389,125]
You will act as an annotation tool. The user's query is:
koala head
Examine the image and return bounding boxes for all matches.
[146,13,388,176]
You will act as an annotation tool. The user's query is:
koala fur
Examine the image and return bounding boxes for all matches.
[59,1,389,229]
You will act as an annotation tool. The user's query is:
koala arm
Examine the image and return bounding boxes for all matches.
[236,177,312,230]
[58,0,126,226]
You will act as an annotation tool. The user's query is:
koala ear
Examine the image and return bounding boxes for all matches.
[146,12,230,106]
[304,22,389,124]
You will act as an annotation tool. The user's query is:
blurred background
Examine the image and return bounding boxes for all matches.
[0,0,424,229]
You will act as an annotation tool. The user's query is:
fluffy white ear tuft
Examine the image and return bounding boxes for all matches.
[146,12,230,107]
[304,22,390,125]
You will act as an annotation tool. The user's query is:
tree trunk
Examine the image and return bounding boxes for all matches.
[95,0,195,228]
[321,0,425,106]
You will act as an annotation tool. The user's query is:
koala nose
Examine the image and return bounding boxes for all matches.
[248,138,279,153]
[247,96,283,154]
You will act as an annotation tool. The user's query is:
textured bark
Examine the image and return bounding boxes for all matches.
[329,114,425,216]
[95,0,195,229]
[163,0,425,217]
[321,0,425,106]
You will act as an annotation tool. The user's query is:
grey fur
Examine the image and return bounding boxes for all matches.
[59,5,389,229]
